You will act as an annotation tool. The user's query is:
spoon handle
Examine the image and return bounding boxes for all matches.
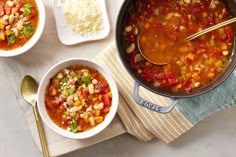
[32,102,50,157]
[186,17,236,41]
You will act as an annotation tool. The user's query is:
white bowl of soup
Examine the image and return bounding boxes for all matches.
[0,0,45,57]
[37,58,119,139]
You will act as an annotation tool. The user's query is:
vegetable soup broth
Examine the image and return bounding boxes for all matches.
[45,65,112,133]
[124,0,234,93]
[0,0,38,50]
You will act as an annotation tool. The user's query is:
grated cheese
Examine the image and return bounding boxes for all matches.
[63,0,104,36]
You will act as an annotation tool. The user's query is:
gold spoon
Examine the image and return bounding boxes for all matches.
[21,75,50,157]
[138,17,236,65]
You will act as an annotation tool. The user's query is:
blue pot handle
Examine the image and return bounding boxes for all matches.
[133,81,178,113]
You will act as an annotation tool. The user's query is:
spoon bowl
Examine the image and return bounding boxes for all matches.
[21,75,38,105]
[137,31,172,65]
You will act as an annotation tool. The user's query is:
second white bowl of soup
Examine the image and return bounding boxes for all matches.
[37,58,119,139]
[0,0,45,57]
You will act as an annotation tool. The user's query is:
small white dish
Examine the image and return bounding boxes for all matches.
[52,0,110,45]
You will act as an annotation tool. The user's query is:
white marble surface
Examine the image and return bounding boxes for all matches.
[1,0,236,157]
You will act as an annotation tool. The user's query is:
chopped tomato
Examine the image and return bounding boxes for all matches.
[48,86,57,96]
[102,95,111,106]
[29,9,36,19]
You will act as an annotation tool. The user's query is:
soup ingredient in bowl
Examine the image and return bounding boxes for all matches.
[123,0,234,93]
[63,0,103,36]
[45,65,112,133]
[0,0,38,50]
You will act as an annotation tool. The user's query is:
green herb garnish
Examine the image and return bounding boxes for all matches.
[70,121,78,133]
[68,86,76,95]
[7,34,16,44]
[22,4,33,16]
[21,22,35,36]
[61,77,69,84]
[81,76,90,85]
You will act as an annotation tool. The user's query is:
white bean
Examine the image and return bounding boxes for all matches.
[88,84,94,94]
[88,117,95,126]
[3,15,9,21]
[92,79,98,85]
[126,43,135,54]
[124,25,132,32]
[93,102,104,110]
[6,1,14,7]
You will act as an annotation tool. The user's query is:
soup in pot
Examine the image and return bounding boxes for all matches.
[123,0,234,93]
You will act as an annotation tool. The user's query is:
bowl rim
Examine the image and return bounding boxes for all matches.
[0,0,46,57]
[37,58,119,139]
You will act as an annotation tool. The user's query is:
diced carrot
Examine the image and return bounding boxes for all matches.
[92,97,97,102]
[186,53,195,60]
[106,91,112,98]
[95,110,100,116]
[83,114,89,123]
[95,116,104,124]
[208,72,215,78]
[49,86,57,96]
[53,79,60,86]
[0,33,5,40]
[79,95,83,100]
[144,23,150,29]
[192,73,200,80]
[0,23,4,30]
[202,12,207,17]
[176,83,182,89]
[74,100,81,106]
[98,95,102,101]
[196,48,206,54]
[221,43,227,50]
[5,29,12,36]
[148,17,154,22]
[103,106,110,113]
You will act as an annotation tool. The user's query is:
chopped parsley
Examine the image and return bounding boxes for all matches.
[21,22,35,36]
[22,4,33,16]
[70,121,78,133]
[81,76,90,85]
[69,86,76,95]
[61,77,69,84]
[7,34,16,44]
